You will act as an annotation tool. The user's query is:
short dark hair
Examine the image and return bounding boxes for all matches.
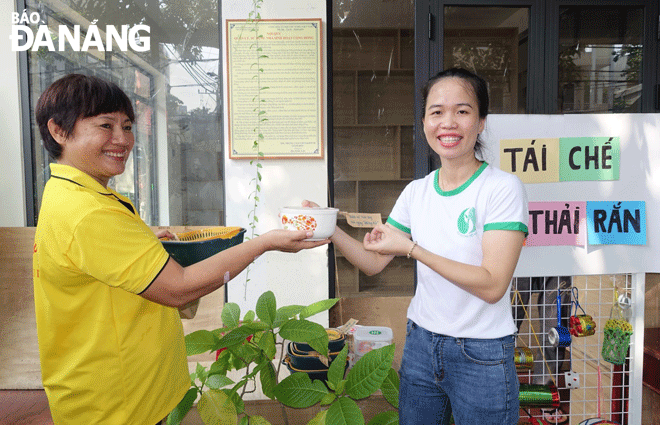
[421,67,490,159]
[35,74,135,159]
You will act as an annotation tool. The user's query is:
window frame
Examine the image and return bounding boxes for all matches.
[18,0,226,228]
[545,0,659,114]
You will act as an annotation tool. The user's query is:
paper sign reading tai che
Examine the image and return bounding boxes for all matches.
[525,202,587,247]
[500,137,620,183]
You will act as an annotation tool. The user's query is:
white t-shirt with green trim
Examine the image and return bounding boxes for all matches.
[387,162,528,339]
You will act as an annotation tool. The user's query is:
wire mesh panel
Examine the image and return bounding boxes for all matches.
[512,274,635,424]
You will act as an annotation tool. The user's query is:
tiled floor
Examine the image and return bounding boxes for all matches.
[1,387,658,425]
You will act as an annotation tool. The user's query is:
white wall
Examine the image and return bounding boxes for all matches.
[0,1,27,227]
[488,114,660,277]
[221,0,330,322]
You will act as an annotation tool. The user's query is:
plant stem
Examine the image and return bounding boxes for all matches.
[275,340,285,382]
[276,340,290,425]
[244,0,266,301]
[280,401,290,425]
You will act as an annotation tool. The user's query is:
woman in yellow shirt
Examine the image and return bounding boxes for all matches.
[33,74,328,424]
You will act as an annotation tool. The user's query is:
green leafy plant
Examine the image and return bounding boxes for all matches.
[167,291,399,425]
[275,344,399,425]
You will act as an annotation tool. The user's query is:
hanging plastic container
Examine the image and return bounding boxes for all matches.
[601,290,633,365]
[514,347,534,370]
[548,290,571,347]
[569,287,596,337]
[518,383,560,408]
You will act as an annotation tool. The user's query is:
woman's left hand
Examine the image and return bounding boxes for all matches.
[363,223,412,256]
[155,229,176,240]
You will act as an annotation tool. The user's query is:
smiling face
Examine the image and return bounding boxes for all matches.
[422,77,486,164]
[52,111,135,187]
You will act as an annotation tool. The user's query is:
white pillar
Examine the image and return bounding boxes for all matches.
[0,1,27,227]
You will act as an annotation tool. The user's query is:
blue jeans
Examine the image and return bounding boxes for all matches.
[399,320,519,425]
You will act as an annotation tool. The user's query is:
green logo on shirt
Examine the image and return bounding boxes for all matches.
[457,207,477,235]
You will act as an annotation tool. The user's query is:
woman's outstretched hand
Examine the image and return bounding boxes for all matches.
[363,223,412,256]
[260,229,329,253]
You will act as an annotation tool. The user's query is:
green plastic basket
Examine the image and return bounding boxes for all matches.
[602,325,632,365]
[161,228,246,267]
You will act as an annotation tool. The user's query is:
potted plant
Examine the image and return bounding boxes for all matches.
[167,291,399,425]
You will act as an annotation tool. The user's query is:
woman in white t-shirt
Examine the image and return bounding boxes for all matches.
[306,67,528,424]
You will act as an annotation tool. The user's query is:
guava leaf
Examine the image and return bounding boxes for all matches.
[273,305,305,328]
[206,374,235,390]
[326,397,365,425]
[299,298,340,320]
[367,411,398,425]
[166,387,197,425]
[328,346,349,390]
[346,345,395,400]
[380,368,400,408]
[256,291,276,326]
[197,389,237,425]
[185,330,219,355]
[273,372,328,408]
[259,361,277,399]
[217,326,256,349]
[279,319,329,357]
[306,410,327,425]
[221,303,241,328]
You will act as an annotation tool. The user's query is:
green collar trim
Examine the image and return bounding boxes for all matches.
[434,162,488,196]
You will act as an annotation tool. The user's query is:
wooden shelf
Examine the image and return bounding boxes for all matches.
[333,28,414,71]
[332,27,416,297]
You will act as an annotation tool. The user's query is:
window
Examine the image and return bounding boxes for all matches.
[444,6,530,114]
[423,0,658,115]
[558,7,643,113]
[23,0,224,226]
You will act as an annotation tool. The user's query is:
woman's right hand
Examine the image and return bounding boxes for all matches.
[364,223,413,257]
[301,199,319,208]
[302,199,339,240]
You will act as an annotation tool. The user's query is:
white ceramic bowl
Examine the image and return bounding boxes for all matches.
[280,207,339,240]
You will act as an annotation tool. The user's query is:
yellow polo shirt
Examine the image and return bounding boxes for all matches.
[33,164,190,424]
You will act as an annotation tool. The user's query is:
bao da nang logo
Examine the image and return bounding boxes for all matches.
[10,11,150,52]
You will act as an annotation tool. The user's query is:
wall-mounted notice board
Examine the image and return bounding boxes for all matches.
[226,19,323,159]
